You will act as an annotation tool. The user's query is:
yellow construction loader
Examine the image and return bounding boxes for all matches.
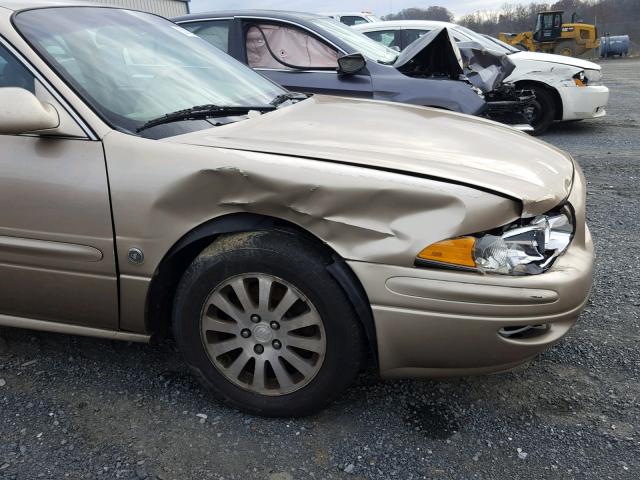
[499,11,600,57]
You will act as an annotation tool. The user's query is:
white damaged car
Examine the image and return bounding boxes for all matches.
[355,20,610,134]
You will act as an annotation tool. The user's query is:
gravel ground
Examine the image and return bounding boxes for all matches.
[1,58,639,480]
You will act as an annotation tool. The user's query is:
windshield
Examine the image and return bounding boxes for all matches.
[15,7,285,137]
[455,26,516,54]
[482,35,520,53]
[310,17,398,64]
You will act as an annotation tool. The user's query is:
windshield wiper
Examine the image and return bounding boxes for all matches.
[136,104,276,133]
[270,92,310,107]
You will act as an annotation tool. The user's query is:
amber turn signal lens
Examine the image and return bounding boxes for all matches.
[574,78,585,87]
[417,237,477,268]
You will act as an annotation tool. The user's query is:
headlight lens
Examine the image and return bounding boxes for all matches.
[417,207,574,275]
[573,71,586,86]
[574,69,602,87]
[584,69,603,86]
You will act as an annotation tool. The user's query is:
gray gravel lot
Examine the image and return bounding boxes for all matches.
[1,58,639,480]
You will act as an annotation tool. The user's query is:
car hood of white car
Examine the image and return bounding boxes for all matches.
[509,51,601,70]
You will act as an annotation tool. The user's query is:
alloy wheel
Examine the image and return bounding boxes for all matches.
[200,273,326,395]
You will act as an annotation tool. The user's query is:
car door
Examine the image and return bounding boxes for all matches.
[239,19,373,98]
[0,40,118,329]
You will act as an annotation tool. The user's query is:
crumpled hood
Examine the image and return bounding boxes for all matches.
[394,27,464,77]
[510,51,601,70]
[166,95,575,216]
[458,41,515,93]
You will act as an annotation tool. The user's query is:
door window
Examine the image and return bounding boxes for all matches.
[401,29,431,48]
[0,43,35,92]
[363,30,401,50]
[340,16,368,26]
[246,23,339,70]
[181,20,231,53]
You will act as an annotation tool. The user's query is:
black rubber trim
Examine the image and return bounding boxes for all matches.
[326,258,378,364]
[414,258,479,273]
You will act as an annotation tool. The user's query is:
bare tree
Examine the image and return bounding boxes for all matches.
[458,0,638,43]
[384,6,454,22]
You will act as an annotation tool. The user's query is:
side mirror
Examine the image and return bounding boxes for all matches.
[337,53,366,75]
[0,87,59,135]
[391,45,401,52]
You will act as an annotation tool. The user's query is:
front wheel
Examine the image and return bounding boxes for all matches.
[524,85,556,135]
[172,231,365,417]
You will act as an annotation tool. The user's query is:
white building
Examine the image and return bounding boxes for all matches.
[84,0,190,17]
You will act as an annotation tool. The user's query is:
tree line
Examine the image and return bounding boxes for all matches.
[383,1,638,41]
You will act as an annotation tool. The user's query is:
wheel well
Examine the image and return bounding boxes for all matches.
[515,80,563,120]
[145,213,378,363]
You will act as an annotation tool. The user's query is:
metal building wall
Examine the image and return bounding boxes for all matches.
[84,0,189,17]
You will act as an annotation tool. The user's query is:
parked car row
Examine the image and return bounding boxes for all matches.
[175,11,535,132]
[0,2,594,417]
[175,12,609,135]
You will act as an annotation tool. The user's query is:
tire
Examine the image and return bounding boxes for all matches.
[172,230,365,417]
[525,85,556,135]
[555,41,575,57]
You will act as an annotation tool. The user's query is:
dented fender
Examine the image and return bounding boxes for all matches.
[102,130,520,332]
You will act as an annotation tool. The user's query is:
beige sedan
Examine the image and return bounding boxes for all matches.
[0,2,593,416]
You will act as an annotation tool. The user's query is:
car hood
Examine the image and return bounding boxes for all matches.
[166,96,574,217]
[458,41,515,92]
[510,51,601,70]
[394,27,464,76]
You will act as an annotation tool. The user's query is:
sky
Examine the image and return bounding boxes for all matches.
[189,0,534,19]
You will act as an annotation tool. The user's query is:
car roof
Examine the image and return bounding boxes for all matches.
[354,20,456,30]
[321,12,373,17]
[174,9,327,23]
[0,0,95,11]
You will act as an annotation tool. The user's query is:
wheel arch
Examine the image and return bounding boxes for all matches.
[515,80,564,120]
[145,212,378,363]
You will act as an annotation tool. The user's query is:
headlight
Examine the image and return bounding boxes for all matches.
[573,71,586,86]
[574,69,602,87]
[584,69,603,86]
[416,206,574,275]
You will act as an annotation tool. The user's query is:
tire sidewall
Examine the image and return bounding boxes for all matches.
[529,86,555,135]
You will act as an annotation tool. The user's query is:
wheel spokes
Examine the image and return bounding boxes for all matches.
[202,316,237,335]
[270,358,294,390]
[282,312,321,333]
[286,335,324,354]
[271,288,300,320]
[281,349,314,377]
[210,338,241,355]
[258,276,272,311]
[252,357,266,390]
[228,277,255,314]
[208,291,243,322]
[201,273,326,396]
[226,351,251,379]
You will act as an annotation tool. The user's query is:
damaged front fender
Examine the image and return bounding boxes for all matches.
[103,131,520,331]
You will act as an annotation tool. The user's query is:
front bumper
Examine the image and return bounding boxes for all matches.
[560,85,609,121]
[348,225,593,378]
